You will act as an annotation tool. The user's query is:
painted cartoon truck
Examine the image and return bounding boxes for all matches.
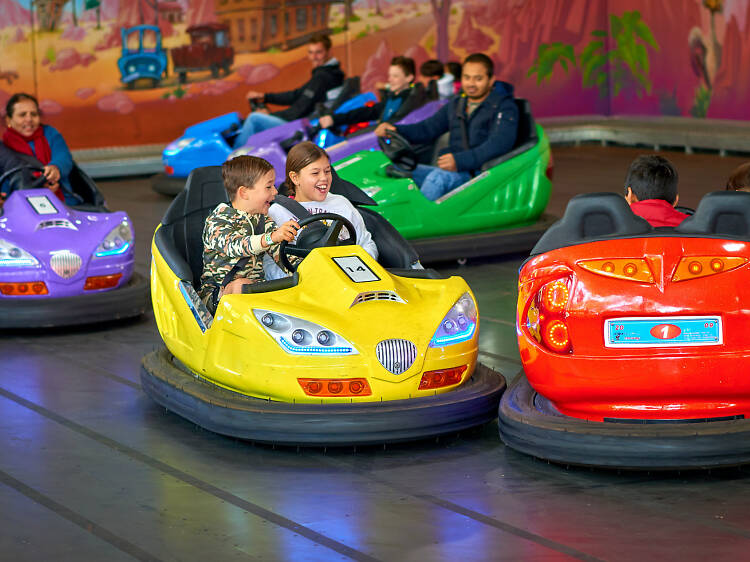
[118,25,168,89]
[171,23,234,84]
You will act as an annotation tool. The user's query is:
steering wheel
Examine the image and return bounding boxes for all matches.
[278,212,357,273]
[0,164,48,196]
[377,129,418,171]
[249,98,268,112]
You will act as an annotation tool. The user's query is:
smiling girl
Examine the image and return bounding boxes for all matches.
[265,142,378,279]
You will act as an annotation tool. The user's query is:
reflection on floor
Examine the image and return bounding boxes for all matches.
[2,146,750,561]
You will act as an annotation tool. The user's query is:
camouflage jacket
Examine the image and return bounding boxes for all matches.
[199,203,289,312]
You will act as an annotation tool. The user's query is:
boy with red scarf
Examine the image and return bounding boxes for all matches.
[2,93,79,205]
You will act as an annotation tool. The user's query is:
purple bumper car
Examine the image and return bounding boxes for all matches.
[0,167,148,328]
[325,100,447,164]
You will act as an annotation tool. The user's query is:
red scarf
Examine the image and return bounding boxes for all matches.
[2,125,64,201]
[3,125,52,164]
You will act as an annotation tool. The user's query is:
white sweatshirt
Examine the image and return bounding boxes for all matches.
[264,192,379,280]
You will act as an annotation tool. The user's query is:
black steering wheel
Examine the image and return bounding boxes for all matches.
[249,98,268,112]
[378,129,418,171]
[278,212,357,273]
[0,164,48,196]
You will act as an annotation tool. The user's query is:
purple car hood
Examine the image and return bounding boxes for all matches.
[0,189,135,297]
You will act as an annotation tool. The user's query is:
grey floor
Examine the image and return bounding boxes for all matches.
[2,146,750,561]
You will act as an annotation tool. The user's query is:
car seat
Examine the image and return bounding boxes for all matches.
[530,192,652,255]
[154,166,228,289]
[675,191,750,239]
[320,76,361,114]
[154,166,426,290]
[479,98,538,171]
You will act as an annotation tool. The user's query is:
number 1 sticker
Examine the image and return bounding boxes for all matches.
[333,256,380,283]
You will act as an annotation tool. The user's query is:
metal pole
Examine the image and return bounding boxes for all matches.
[30,0,39,98]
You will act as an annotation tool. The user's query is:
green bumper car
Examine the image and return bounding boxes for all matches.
[333,99,555,263]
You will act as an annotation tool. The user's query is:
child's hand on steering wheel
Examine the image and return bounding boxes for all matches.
[271,220,300,244]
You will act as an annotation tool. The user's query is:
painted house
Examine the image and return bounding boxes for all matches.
[215,0,336,53]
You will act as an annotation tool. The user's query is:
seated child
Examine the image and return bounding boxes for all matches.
[419,59,455,100]
[446,61,462,93]
[199,155,300,313]
[265,141,378,280]
[624,155,688,227]
[318,56,422,131]
[726,162,750,192]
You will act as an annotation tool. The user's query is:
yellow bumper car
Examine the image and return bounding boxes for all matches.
[141,166,505,445]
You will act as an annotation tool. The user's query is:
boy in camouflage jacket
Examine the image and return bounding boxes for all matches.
[199,155,299,313]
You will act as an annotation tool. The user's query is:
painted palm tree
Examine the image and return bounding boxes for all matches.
[528,11,658,100]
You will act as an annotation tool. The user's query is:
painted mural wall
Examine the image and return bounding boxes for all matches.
[0,0,746,150]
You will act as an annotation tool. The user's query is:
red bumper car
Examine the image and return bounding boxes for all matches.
[498,191,750,469]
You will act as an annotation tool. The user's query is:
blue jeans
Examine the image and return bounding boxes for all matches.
[234,113,287,148]
[411,164,471,201]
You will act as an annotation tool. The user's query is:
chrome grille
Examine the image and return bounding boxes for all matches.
[350,291,405,307]
[50,251,82,279]
[376,339,417,375]
[36,219,77,231]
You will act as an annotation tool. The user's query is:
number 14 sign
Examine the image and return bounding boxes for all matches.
[332,256,380,283]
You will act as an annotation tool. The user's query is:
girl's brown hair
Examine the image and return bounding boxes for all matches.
[284,141,330,196]
[726,162,750,191]
[221,155,274,200]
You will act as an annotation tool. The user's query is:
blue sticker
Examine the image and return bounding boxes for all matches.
[605,316,722,347]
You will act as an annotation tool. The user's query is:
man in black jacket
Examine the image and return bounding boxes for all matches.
[234,34,344,148]
[317,56,426,133]
[375,53,518,201]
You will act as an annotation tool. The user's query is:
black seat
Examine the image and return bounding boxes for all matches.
[531,192,652,255]
[480,98,538,171]
[0,146,106,210]
[327,76,361,113]
[154,165,421,287]
[155,166,228,288]
[675,191,750,238]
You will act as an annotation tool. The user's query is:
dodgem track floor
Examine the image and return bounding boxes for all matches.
[2,147,750,561]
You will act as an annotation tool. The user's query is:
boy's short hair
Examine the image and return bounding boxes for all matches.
[222,155,274,201]
[462,53,493,77]
[726,162,750,191]
[390,56,416,78]
[309,33,332,51]
[625,155,679,203]
[446,61,462,78]
[419,59,444,78]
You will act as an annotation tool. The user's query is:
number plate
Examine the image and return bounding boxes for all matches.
[604,316,722,348]
[333,256,380,283]
[27,195,58,215]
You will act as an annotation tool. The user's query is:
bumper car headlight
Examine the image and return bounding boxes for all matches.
[94,219,133,257]
[429,292,477,347]
[253,309,358,355]
[165,137,196,154]
[0,239,38,267]
[229,146,254,158]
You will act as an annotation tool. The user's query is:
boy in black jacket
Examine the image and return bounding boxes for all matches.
[375,53,518,201]
[317,56,426,133]
[235,34,344,148]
